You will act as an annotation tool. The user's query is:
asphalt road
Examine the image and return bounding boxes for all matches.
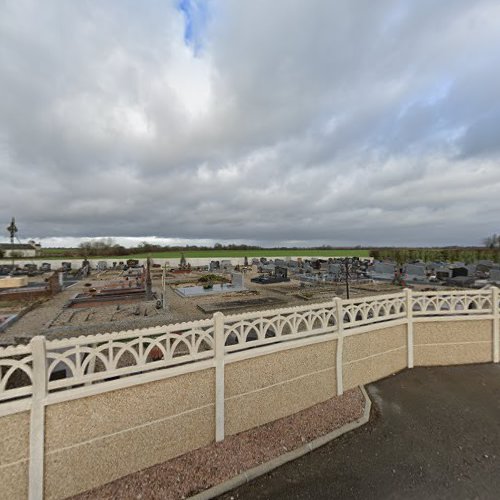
[220,364,500,500]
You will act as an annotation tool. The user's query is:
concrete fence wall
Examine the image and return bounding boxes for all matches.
[44,369,215,500]
[0,411,29,499]
[343,324,408,391]
[0,288,499,499]
[225,340,338,436]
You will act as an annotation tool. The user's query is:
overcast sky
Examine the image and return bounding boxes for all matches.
[1,0,500,248]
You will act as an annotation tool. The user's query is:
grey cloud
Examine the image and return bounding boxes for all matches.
[1,0,500,247]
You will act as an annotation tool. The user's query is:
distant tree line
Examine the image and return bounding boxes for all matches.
[370,247,500,265]
[128,241,263,254]
[42,241,364,258]
[38,236,500,263]
[77,239,129,257]
[42,240,265,257]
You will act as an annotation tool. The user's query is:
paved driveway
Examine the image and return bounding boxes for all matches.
[220,364,500,499]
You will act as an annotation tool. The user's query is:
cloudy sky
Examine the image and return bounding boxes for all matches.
[1,0,500,248]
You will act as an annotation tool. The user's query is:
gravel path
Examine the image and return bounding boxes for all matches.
[70,388,365,500]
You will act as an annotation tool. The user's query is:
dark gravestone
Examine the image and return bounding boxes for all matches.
[451,267,468,278]
[275,266,288,280]
[251,265,290,284]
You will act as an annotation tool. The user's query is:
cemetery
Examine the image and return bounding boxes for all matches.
[0,255,384,345]
[2,253,500,347]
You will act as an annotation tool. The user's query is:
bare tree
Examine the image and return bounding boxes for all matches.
[484,234,500,249]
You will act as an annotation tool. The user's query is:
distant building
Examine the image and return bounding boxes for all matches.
[0,242,41,258]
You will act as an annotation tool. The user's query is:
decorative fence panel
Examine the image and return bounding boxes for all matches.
[223,301,338,353]
[341,293,406,330]
[44,319,215,393]
[0,343,33,403]
[412,290,492,316]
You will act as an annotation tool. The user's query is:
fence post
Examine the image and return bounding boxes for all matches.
[84,343,97,387]
[29,336,48,500]
[213,312,225,442]
[492,287,499,363]
[334,297,344,396]
[405,288,414,368]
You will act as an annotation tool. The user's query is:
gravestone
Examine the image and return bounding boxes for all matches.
[451,266,468,278]
[259,263,275,273]
[179,254,188,270]
[405,264,428,283]
[250,265,290,284]
[435,267,451,280]
[329,263,342,275]
[373,262,395,275]
[489,269,500,282]
[466,264,477,276]
[231,272,244,288]
[406,264,426,276]
[368,261,395,281]
[220,260,232,271]
[274,266,288,280]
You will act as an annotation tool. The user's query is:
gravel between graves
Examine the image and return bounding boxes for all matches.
[1,269,402,345]
[71,388,365,500]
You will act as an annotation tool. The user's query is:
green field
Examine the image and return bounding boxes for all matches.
[9,248,370,260]
[115,249,371,259]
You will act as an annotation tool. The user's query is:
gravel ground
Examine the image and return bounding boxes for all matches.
[1,288,77,342]
[1,269,403,345]
[70,388,365,500]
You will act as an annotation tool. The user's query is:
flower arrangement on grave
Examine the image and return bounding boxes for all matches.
[203,280,213,289]
[198,274,228,284]
[198,273,230,289]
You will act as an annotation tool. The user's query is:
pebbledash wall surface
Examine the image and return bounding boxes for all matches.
[1,288,499,500]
